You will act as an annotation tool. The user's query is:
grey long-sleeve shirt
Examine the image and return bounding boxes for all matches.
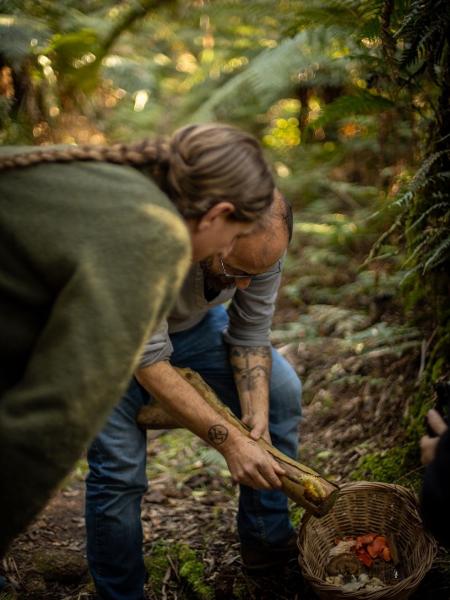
[138,260,282,368]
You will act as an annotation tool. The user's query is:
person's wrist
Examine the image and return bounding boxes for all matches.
[213,428,245,456]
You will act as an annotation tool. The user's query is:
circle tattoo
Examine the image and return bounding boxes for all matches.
[207,424,228,445]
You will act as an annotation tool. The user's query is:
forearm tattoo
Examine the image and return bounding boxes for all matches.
[208,424,228,445]
[230,346,271,392]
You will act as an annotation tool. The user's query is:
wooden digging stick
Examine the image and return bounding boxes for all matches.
[136,367,339,517]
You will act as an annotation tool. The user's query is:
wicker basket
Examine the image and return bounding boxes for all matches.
[298,481,437,600]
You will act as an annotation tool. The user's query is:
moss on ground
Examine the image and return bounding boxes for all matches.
[351,444,420,486]
[145,541,213,600]
[350,373,441,491]
[351,402,423,488]
[178,544,213,600]
[144,544,170,595]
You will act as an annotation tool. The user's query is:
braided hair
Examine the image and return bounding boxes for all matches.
[0,124,274,222]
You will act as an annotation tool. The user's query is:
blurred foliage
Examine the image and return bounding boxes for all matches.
[0,0,449,481]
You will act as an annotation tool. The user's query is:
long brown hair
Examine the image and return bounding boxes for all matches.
[0,124,274,221]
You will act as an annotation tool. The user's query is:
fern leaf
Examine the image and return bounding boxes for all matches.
[391,189,414,210]
[406,202,449,233]
[400,263,422,285]
[402,234,433,267]
[364,213,404,264]
[397,0,450,69]
[409,150,449,193]
[189,27,350,123]
[423,235,450,273]
[312,91,394,128]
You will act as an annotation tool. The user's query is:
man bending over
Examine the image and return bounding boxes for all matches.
[85,192,302,599]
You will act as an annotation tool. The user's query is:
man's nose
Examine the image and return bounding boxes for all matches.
[235,277,252,290]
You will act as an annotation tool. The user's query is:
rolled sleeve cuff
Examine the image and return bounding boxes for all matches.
[222,327,272,347]
[138,321,174,368]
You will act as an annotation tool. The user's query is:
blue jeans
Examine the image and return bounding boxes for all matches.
[86,306,302,600]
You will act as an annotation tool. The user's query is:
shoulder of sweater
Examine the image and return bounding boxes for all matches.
[0,150,191,262]
[138,201,191,253]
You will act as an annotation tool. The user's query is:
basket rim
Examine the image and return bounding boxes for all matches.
[299,480,428,532]
[297,480,438,597]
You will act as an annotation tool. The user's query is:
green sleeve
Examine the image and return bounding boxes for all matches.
[0,198,190,556]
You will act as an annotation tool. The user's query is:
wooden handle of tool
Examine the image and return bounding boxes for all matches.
[137,367,339,516]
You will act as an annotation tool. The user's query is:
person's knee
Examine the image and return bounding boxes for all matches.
[86,469,148,506]
[86,433,148,495]
[87,460,147,495]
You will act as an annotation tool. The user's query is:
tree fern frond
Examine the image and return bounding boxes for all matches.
[396,0,450,69]
[312,91,394,128]
[434,172,450,182]
[436,133,450,145]
[364,213,404,265]
[391,189,414,210]
[189,27,351,123]
[399,21,448,70]
[402,232,434,267]
[409,151,449,193]
[207,0,383,36]
[428,190,449,201]
[400,263,422,285]
[423,234,450,273]
[406,202,449,233]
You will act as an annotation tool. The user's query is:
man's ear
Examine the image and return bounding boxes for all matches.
[197,201,235,231]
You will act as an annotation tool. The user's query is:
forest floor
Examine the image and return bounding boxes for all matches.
[2,196,450,600]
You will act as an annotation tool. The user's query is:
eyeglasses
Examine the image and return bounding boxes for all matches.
[219,256,281,280]
[219,256,252,279]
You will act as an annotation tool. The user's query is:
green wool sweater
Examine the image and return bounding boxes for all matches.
[0,150,191,556]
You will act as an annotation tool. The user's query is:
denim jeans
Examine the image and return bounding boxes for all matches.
[86,305,302,600]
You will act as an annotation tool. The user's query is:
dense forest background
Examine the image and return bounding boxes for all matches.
[1,1,449,599]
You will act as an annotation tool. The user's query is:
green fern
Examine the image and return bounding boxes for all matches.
[423,235,450,273]
[405,201,449,233]
[313,91,394,128]
[189,27,352,123]
[203,0,382,37]
[396,0,450,74]
[402,231,434,267]
[408,151,449,193]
